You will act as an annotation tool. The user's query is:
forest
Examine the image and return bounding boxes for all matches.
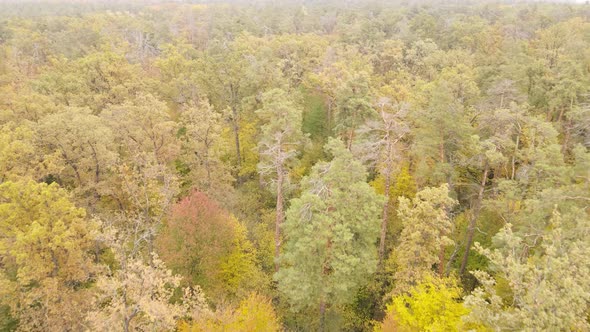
[0,0,589,331]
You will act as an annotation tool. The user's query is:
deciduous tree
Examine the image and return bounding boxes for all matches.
[392,184,456,293]
[0,180,99,331]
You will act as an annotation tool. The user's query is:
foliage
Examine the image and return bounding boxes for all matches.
[0,180,99,331]
[156,191,265,301]
[392,184,457,293]
[87,253,208,332]
[464,209,590,331]
[177,100,232,198]
[1,1,589,330]
[277,138,385,325]
[182,293,281,332]
[376,277,469,332]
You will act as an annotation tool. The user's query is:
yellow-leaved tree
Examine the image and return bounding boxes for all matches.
[181,293,281,332]
[375,277,469,332]
[0,180,99,331]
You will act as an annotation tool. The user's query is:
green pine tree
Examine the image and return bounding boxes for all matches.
[276,138,385,329]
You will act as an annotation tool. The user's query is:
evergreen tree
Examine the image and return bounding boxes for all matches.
[464,209,590,331]
[276,138,385,328]
[256,88,305,272]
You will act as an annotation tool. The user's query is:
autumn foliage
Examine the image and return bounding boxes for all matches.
[1,1,589,331]
[156,191,262,301]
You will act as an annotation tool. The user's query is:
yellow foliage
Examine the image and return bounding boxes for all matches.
[181,293,281,332]
[0,180,98,331]
[0,122,37,181]
[219,220,268,299]
[376,277,469,332]
[238,119,260,177]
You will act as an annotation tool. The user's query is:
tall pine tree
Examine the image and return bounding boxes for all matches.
[276,138,385,328]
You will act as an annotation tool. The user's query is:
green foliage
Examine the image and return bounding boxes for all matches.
[0,304,18,332]
[370,166,417,249]
[392,184,457,293]
[1,2,589,331]
[301,91,329,140]
[465,209,590,331]
[256,88,306,187]
[176,100,233,200]
[277,138,385,323]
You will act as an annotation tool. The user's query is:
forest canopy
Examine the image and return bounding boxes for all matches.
[0,0,589,331]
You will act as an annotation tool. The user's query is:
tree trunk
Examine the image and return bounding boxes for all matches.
[89,142,102,211]
[123,308,138,332]
[445,244,461,276]
[511,131,520,180]
[560,97,574,154]
[147,233,154,266]
[459,164,489,275]
[378,171,391,265]
[231,105,242,171]
[123,318,130,332]
[562,120,571,155]
[438,140,449,276]
[203,137,213,189]
[58,144,82,186]
[438,245,445,276]
[379,122,396,265]
[557,96,573,124]
[319,299,326,332]
[204,154,212,189]
[326,99,333,134]
[347,129,354,151]
[275,166,284,273]
[50,250,59,277]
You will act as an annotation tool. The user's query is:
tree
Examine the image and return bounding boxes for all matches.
[256,88,305,272]
[334,70,374,149]
[156,191,263,301]
[268,34,328,88]
[102,93,178,166]
[354,98,410,264]
[392,184,457,293]
[196,34,280,174]
[181,293,281,332]
[87,253,207,332]
[276,138,385,328]
[304,47,373,138]
[375,277,468,332]
[101,93,179,256]
[35,107,116,206]
[177,100,232,197]
[464,209,590,331]
[0,122,38,182]
[110,154,179,260]
[456,106,517,275]
[154,43,200,105]
[34,51,142,112]
[0,180,99,331]
[411,64,478,187]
